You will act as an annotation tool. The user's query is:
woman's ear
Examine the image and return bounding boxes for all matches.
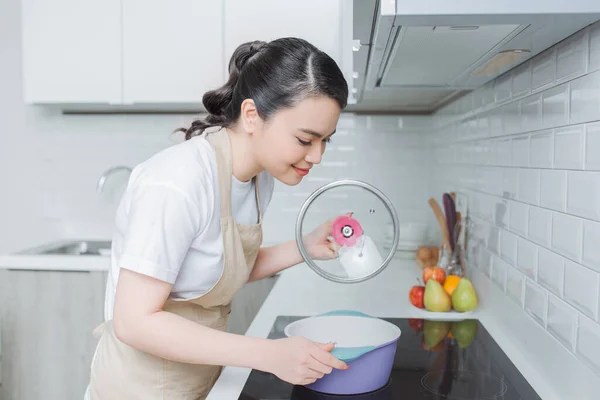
[240,99,261,134]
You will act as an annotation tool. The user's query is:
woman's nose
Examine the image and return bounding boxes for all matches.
[305,143,323,164]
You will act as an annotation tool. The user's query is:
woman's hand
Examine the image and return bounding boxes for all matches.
[263,336,349,385]
[303,213,353,260]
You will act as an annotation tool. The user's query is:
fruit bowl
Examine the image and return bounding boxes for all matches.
[408,266,478,317]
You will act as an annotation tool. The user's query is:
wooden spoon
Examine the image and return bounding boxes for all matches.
[428,198,451,251]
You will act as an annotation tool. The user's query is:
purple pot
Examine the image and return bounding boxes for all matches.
[284,310,401,395]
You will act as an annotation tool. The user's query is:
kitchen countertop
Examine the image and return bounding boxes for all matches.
[207,259,600,400]
[0,253,110,271]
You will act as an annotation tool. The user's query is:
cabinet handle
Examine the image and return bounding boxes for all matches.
[6,267,90,273]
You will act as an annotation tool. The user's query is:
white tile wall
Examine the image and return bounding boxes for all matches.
[432,21,600,377]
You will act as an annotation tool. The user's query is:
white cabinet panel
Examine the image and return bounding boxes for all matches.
[122,0,225,104]
[224,0,350,78]
[21,0,122,104]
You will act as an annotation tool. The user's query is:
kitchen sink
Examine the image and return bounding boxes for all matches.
[17,240,112,256]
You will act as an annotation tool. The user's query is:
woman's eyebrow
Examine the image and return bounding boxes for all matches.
[299,128,336,138]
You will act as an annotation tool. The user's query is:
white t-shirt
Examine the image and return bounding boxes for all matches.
[103,134,275,321]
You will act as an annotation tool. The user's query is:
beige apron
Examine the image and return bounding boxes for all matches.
[89,127,263,399]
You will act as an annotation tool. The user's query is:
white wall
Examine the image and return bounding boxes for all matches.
[0,0,430,253]
[432,21,600,375]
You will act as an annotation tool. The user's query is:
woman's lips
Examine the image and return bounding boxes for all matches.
[293,166,310,176]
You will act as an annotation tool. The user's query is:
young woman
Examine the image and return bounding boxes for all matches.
[88,37,350,399]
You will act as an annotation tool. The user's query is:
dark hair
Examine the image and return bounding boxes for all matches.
[176,37,348,140]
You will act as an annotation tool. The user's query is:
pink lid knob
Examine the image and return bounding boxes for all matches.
[332,215,363,247]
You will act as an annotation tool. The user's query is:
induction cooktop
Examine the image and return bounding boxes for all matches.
[237,316,541,400]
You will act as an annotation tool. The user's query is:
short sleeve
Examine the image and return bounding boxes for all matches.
[118,182,205,284]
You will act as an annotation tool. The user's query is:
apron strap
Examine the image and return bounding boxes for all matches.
[206,127,233,217]
[254,174,262,224]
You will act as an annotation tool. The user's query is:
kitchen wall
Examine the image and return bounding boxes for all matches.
[431,21,600,375]
[0,0,430,254]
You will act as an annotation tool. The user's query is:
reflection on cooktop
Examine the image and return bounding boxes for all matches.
[238,316,542,400]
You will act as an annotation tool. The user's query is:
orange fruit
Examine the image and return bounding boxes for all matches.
[443,275,461,296]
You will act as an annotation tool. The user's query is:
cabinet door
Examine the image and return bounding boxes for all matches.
[21,0,122,104]
[0,269,106,400]
[122,0,225,104]
[224,0,351,80]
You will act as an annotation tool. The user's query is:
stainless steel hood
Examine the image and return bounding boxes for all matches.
[350,0,600,113]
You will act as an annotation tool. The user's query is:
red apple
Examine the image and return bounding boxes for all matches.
[408,318,424,332]
[409,285,425,309]
[422,266,446,285]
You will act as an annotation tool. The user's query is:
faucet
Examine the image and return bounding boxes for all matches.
[96,166,132,193]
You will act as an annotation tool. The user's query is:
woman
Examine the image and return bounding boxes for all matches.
[88,37,350,399]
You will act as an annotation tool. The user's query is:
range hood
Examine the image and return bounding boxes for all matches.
[351,0,600,113]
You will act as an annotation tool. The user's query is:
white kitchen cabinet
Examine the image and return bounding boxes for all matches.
[21,0,122,104]
[0,269,106,400]
[224,0,353,86]
[122,0,225,104]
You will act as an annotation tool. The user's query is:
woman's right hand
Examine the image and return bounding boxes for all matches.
[263,336,349,385]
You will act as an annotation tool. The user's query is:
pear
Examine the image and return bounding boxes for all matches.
[424,279,452,312]
[451,319,478,348]
[423,320,451,349]
[451,278,478,312]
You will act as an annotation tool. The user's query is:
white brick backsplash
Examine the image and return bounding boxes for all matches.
[551,213,582,261]
[532,48,556,90]
[494,198,509,228]
[585,122,600,170]
[517,238,538,279]
[577,314,600,374]
[564,260,599,320]
[567,171,600,221]
[502,167,518,198]
[529,206,552,247]
[512,61,532,97]
[507,267,526,306]
[530,130,554,168]
[540,170,566,211]
[496,139,512,166]
[493,256,509,291]
[433,24,600,378]
[510,200,529,236]
[538,248,565,297]
[495,73,512,103]
[570,70,600,124]
[547,293,577,351]
[521,94,542,132]
[583,220,600,273]
[501,230,518,265]
[590,22,600,73]
[517,169,540,205]
[542,84,569,128]
[512,135,530,167]
[554,125,584,170]
[525,279,548,327]
[556,29,588,83]
[503,101,521,134]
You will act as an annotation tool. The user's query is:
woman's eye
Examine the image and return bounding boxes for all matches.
[297,138,311,146]
[324,137,332,144]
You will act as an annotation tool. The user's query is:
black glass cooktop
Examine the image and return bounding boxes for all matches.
[238,316,541,400]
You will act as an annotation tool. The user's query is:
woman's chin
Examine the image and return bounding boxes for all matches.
[273,169,304,186]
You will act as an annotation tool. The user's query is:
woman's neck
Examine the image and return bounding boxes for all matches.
[226,126,262,182]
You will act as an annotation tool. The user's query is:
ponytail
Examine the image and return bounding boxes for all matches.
[175,40,266,140]
[176,37,347,140]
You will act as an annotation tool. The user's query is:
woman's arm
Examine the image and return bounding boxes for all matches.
[113,268,270,368]
[112,268,348,384]
[248,213,351,282]
[247,240,302,282]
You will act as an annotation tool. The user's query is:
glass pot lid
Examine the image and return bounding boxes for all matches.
[295,180,400,283]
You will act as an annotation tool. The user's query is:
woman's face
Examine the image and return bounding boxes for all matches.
[252,96,342,186]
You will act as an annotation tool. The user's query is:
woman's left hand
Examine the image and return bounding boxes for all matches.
[302,213,353,260]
